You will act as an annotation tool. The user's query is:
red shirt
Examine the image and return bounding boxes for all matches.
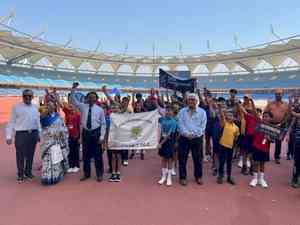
[253,132,270,153]
[63,107,81,139]
[245,113,258,136]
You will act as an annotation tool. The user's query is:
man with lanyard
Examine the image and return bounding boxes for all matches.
[70,82,106,182]
[178,93,207,186]
[264,89,290,164]
[6,89,40,183]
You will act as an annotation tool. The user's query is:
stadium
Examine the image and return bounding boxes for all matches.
[0,22,300,96]
[1,4,300,225]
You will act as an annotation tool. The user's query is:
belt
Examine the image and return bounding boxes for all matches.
[181,135,203,139]
[83,127,101,133]
[16,129,38,134]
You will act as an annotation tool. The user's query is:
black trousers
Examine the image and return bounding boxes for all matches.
[294,150,300,178]
[82,128,103,178]
[68,136,80,168]
[15,130,38,178]
[287,133,294,158]
[218,145,234,178]
[121,150,128,161]
[178,136,203,180]
[293,139,300,177]
[107,150,112,172]
[274,139,282,160]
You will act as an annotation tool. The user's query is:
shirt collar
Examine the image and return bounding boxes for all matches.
[187,107,198,113]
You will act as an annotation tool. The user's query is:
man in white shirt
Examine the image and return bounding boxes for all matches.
[70,83,106,182]
[178,93,207,186]
[6,89,40,183]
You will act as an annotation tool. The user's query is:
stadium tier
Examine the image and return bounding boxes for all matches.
[0,64,299,94]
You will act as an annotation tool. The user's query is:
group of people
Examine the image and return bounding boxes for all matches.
[5,83,300,189]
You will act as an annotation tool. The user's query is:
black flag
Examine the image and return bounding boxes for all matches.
[159,69,196,93]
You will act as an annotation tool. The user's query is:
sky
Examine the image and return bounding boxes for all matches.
[1,0,300,56]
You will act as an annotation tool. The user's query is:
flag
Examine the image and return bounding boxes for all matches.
[159,69,195,93]
[108,110,160,150]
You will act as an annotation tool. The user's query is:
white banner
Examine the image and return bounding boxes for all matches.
[108,110,160,150]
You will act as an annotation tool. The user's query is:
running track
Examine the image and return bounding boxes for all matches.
[0,97,300,225]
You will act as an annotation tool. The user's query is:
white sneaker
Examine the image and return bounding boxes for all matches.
[158,168,167,185]
[171,168,177,176]
[72,167,80,173]
[258,173,268,188]
[249,173,258,187]
[249,178,258,187]
[166,170,172,186]
[67,168,74,173]
[123,161,129,166]
[238,159,243,168]
[247,159,251,168]
[259,178,268,188]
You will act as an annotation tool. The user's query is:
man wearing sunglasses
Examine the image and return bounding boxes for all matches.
[6,89,40,183]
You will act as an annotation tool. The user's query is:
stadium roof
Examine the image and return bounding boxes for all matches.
[1,23,300,75]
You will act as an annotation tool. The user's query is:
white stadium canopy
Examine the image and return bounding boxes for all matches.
[1,23,300,76]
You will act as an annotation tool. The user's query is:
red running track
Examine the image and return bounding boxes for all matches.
[0,97,300,225]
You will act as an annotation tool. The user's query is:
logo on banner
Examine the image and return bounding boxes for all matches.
[131,126,142,139]
[108,110,160,150]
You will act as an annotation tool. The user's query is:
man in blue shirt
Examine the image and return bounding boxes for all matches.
[178,93,207,186]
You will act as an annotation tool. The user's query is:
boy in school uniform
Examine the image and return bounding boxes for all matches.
[217,105,240,185]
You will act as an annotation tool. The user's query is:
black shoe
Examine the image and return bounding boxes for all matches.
[287,155,291,160]
[275,159,281,164]
[179,179,187,186]
[217,176,223,184]
[212,168,218,176]
[241,166,249,175]
[115,173,121,182]
[80,176,90,182]
[96,176,103,182]
[227,177,236,185]
[291,177,299,188]
[25,174,35,180]
[140,153,144,160]
[195,178,203,185]
[109,173,116,182]
[129,153,135,159]
[17,177,25,183]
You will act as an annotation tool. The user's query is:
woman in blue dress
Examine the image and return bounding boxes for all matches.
[157,105,177,186]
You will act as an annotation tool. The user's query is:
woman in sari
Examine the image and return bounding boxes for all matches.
[39,102,69,185]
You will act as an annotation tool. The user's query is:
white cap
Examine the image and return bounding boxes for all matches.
[187,93,198,100]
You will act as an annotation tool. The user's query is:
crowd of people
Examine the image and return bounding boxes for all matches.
[5,83,300,189]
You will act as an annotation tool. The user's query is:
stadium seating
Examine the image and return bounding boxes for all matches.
[0,64,299,96]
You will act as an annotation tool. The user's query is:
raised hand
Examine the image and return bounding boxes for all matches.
[72,82,79,89]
